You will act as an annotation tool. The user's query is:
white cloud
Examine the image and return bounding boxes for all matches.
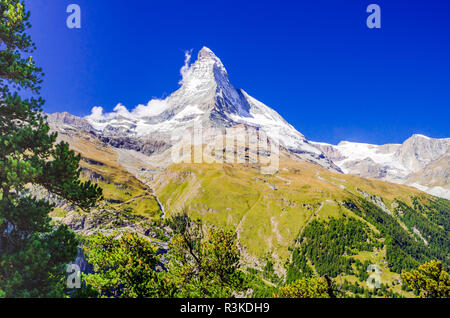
[133,99,168,117]
[86,99,170,122]
[179,49,193,85]
[89,106,104,119]
[86,50,193,122]
[113,103,132,117]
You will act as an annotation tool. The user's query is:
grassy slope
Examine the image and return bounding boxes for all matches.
[152,157,446,285]
[56,131,162,219]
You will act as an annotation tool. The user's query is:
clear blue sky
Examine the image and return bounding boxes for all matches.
[26,0,450,145]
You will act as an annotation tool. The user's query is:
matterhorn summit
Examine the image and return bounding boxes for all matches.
[75,47,336,170]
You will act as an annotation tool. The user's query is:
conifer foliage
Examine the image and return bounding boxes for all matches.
[0,0,102,297]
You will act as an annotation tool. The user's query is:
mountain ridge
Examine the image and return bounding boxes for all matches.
[312,134,450,199]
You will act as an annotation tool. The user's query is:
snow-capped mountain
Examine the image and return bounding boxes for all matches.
[47,47,449,199]
[66,47,337,170]
[313,135,450,199]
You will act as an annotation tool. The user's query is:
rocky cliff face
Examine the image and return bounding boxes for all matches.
[404,148,450,199]
[47,112,94,132]
[395,135,450,172]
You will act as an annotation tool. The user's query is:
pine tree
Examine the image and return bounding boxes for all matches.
[166,212,245,298]
[82,232,169,298]
[401,260,450,298]
[0,0,102,297]
[279,276,334,298]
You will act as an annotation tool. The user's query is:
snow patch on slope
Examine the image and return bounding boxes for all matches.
[228,90,321,154]
[336,141,406,173]
[409,183,450,200]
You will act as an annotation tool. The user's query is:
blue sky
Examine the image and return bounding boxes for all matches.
[26,0,449,145]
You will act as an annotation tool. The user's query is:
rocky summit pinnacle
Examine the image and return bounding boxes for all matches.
[59,46,336,170]
[197,46,222,63]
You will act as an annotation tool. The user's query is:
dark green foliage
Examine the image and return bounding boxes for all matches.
[337,278,402,298]
[354,260,371,282]
[344,198,430,273]
[0,0,42,92]
[286,245,315,283]
[0,0,102,297]
[287,217,377,281]
[339,280,365,297]
[262,258,283,285]
[0,224,78,297]
[343,197,449,273]
[385,239,421,273]
[166,212,246,297]
[82,232,169,298]
[401,260,450,298]
[396,199,450,270]
[279,276,333,298]
[411,197,450,231]
[243,268,279,298]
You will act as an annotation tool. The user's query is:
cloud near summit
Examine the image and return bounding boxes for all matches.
[86,50,193,121]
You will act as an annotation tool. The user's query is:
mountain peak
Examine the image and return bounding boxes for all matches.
[411,134,431,140]
[177,46,229,98]
[198,46,216,59]
[192,46,227,75]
